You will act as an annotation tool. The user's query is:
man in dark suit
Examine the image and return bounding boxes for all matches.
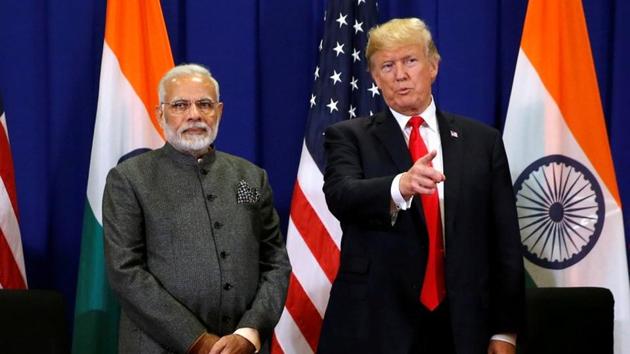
[103,64,290,354]
[317,18,524,354]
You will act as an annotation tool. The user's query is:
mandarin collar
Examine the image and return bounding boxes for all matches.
[163,142,216,168]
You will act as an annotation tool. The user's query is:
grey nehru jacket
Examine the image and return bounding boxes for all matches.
[103,143,291,354]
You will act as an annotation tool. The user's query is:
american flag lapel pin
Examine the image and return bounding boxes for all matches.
[450,130,459,138]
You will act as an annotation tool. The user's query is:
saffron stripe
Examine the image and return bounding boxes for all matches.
[520,0,620,204]
[104,0,173,137]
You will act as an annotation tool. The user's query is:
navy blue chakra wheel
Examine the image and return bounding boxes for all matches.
[513,155,605,269]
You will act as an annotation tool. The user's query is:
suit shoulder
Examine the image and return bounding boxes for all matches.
[326,113,380,135]
[442,110,500,140]
[215,151,266,176]
[111,148,162,175]
[328,116,370,129]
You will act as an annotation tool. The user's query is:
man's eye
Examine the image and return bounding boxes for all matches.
[381,63,393,72]
[172,101,189,110]
[197,101,214,110]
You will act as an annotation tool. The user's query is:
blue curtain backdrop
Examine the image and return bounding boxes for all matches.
[0,0,628,334]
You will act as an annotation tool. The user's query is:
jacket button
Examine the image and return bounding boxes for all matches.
[220,251,228,259]
[223,283,233,290]
[206,194,216,201]
[214,221,223,229]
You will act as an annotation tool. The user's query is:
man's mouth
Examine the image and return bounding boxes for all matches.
[183,127,207,134]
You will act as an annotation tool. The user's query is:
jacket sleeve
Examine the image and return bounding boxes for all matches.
[236,169,291,341]
[488,133,525,335]
[103,167,206,353]
[322,123,396,226]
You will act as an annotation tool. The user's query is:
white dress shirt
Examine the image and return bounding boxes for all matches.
[389,97,445,232]
[386,97,516,347]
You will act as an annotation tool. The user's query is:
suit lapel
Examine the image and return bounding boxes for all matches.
[371,110,426,227]
[371,110,412,172]
[437,110,463,241]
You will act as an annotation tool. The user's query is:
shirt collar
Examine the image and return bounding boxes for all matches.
[389,96,438,134]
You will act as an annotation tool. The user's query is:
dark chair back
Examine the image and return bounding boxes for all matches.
[0,289,68,354]
[519,287,614,354]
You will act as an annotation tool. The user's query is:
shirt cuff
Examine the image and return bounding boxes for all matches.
[391,173,413,210]
[491,333,517,346]
[234,327,261,353]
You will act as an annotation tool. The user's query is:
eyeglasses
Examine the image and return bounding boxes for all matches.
[161,99,220,115]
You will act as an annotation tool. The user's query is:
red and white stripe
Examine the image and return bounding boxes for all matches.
[0,110,27,289]
[272,142,342,353]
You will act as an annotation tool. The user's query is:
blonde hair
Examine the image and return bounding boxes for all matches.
[366,18,441,69]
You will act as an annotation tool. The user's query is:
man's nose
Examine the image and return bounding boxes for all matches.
[394,62,407,81]
[186,103,202,119]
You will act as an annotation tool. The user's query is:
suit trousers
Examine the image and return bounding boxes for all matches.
[415,300,455,354]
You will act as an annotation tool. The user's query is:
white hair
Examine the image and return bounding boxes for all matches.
[158,63,220,102]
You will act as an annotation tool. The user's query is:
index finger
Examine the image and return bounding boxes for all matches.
[417,150,438,165]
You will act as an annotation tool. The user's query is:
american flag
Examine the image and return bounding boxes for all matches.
[0,93,28,289]
[272,0,381,353]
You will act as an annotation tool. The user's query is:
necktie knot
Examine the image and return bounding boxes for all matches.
[408,116,424,130]
[407,116,427,163]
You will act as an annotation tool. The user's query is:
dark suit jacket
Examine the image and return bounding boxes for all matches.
[103,143,291,354]
[317,109,524,354]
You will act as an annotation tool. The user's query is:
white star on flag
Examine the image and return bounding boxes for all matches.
[333,42,345,56]
[350,77,359,91]
[276,1,382,352]
[336,13,348,28]
[326,98,339,113]
[330,70,342,85]
[368,82,380,97]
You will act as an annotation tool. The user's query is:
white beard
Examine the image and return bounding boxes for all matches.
[163,120,219,156]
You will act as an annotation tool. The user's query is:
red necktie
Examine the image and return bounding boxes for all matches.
[407,116,446,311]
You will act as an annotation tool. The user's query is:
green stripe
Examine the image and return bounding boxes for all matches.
[524,268,537,288]
[72,204,119,354]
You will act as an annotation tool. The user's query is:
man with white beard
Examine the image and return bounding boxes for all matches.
[103,64,291,354]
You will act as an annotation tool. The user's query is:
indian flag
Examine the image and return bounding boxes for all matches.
[503,0,630,352]
[72,0,173,353]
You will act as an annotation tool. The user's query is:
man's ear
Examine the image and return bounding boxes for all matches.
[430,59,439,83]
[215,102,224,123]
[156,105,165,126]
[370,70,382,91]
